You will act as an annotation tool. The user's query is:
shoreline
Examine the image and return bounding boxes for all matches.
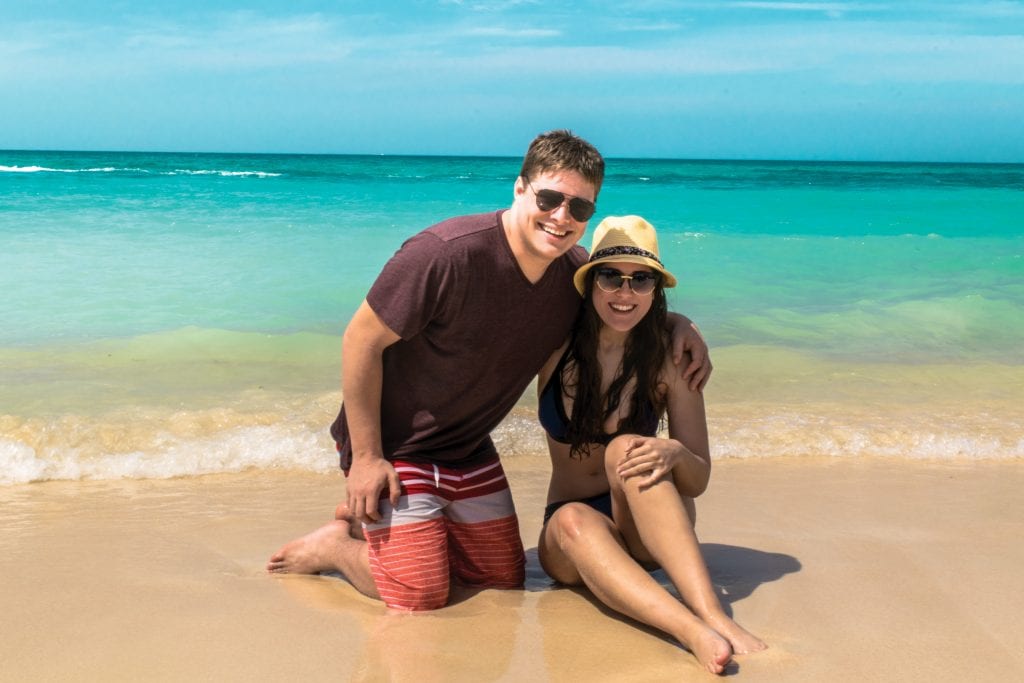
[3,341,1022,485]
[3,457,1022,681]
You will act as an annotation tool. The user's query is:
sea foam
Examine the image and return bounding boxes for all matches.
[2,398,1020,486]
[0,165,144,173]
[0,423,335,485]
[0,164,280,177]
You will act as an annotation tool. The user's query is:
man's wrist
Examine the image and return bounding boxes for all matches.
[352,449,386,464]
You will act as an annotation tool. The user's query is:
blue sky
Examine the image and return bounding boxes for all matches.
[2,1,1023,161]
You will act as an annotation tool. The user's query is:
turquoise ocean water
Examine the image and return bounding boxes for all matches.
[2,151,1022,483]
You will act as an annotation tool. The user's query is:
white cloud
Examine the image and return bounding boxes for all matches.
[724,1,876,9]
[462,27,561,38]
[616,21,686,32]
[439,0,541,10]
[831,32,1024,83]
[394,18,1024,87]
[5,6,1023,92]
[951,1,1024,19]
[2,12,359,82]
[0,37,47,60]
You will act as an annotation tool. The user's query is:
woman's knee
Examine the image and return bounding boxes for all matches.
[604,434,636,458]
[602,434,637,481]
[542,504,619,582]
[549,503,609,547]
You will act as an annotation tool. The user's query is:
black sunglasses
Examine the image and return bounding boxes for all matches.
[526,179,596,222]
[594,267,660,295]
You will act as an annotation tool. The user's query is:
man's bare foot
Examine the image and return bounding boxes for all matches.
[705,614,767,654]
[266,520,355,574]
[684,624,734,675]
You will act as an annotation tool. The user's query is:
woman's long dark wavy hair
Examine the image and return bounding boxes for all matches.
[562,269,669,459]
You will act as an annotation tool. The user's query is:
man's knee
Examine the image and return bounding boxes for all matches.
[378,579,450,611]
[366,518,451,611]
[448,515,525,589]
[370,544,451,610]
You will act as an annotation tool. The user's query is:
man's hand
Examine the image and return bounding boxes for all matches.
[341,300,403,524]
[668,313,713,392]
[346,456,401,524]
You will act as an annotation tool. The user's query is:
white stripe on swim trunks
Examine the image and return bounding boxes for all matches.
[393,460,501,481]
[390,474,508,494]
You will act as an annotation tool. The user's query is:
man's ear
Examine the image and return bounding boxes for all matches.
[513,175,527,197]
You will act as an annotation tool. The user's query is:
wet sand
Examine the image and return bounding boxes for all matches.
[3,456,1022,681]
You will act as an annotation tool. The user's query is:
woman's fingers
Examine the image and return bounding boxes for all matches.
[618,453,662,479]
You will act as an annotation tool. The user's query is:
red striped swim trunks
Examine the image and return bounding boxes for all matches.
[362,456,525,611]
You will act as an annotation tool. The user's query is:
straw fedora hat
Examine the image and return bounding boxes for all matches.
[573,215,677,295]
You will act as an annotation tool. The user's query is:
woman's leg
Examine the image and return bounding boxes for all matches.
[604,437,767,654]
[539,502,733,675]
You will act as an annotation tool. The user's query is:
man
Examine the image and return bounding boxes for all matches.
[267,130,710,611]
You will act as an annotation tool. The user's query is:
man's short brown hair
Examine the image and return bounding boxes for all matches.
[519,129,605,197]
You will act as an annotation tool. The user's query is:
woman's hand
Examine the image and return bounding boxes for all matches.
[615,436,686,489]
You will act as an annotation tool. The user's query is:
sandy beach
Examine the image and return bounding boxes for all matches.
[3,455,1022,682]
[5,6,1023,681]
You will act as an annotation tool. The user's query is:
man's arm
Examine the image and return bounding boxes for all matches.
[342,300,403,524]
[666,312,713,392]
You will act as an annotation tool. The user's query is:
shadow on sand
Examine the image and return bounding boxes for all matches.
[525,543,801,605]
[525,544,800,677]
[700,542,802,609]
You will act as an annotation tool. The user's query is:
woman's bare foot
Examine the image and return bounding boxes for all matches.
[682,623,734,675]
[266,520,355,574]
[705,614,767,654]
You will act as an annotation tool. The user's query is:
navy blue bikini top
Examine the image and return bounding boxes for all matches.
[539,346,660,446]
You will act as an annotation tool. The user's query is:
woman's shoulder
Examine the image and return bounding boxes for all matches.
[538,339,571,389]
[657,344,693,395]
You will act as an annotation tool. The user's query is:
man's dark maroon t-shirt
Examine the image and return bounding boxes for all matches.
[330,210,586,470]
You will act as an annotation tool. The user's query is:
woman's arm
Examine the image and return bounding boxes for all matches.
[662,352,712,496]
[615,352,711,497]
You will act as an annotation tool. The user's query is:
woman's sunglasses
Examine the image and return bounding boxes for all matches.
[594,267,660,295]
[527,180,596,222]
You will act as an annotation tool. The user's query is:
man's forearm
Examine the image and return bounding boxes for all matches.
[340,300,402,464]
[339,302,405,520]
[341,336,388,464]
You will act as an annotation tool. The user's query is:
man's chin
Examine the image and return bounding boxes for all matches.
[537,232,579,255]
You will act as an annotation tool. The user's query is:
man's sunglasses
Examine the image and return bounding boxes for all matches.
[594,267,660,295]
[527,179,596,222]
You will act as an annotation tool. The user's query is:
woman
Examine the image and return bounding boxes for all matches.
[536,216,766,675]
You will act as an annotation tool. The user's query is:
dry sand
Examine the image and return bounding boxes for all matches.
[3,456,1022,682]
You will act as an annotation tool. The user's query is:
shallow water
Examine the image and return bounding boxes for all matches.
[2,152,1021,482]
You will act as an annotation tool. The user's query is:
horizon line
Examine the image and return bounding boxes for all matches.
[2,147,1023,167]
